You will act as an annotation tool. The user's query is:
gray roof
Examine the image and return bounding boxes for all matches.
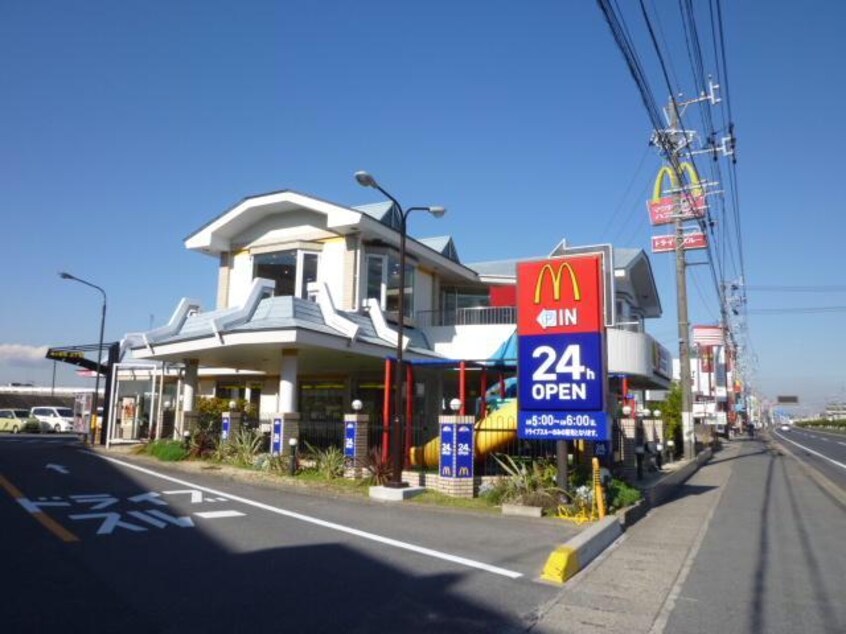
[468,247,642,278]
[418,236,460,263]
[141,295,438,354]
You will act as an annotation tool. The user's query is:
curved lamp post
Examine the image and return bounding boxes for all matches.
[355,171,445,487]
[59,272,107,444]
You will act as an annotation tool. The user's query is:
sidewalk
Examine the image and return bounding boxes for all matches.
[532,441,742,633]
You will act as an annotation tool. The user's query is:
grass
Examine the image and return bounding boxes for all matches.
[144,440,188,462]
[409,490,500,513]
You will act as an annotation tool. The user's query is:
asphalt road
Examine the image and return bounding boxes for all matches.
[663,436,846,634]
[771,426,846,489]
[0,435,577,633]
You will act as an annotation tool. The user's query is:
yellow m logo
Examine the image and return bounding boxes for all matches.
[652,162,703,199]
[458,466,470,476]
[534,262,581,304]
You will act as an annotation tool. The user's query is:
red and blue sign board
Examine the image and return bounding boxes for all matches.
[517,255,609,440]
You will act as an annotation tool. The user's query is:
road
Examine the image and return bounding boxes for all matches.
[771,426,846,490]
[0,435,577,633]
[535,435,846,633]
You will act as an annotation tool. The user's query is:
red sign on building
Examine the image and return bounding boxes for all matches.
[651,232,708,254]
[516,255,603,336]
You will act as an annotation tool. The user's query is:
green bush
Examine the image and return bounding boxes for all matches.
[490,454,561,509]
[303,442,345,479]
[606,478,642,510]
[147,440,188,462]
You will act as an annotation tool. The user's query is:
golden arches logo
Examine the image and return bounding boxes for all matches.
[652,162,703,199]
[534,262,581,304]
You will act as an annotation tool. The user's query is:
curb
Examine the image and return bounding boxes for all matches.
[541,447,715,585]
[541,516,622,584]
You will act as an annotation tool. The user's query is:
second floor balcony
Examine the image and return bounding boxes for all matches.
[416,306,517,327]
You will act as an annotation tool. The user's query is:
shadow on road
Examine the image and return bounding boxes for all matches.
[0,440,526,633]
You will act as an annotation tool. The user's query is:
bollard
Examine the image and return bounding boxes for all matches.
[288,437,298,476]
[635,445,645,480]
[592,457,606,519]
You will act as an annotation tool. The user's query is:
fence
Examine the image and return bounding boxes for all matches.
[415,306,516,328]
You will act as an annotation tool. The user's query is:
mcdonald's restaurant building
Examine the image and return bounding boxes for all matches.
[119,188,671,442]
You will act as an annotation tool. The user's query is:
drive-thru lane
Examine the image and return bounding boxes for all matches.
[0,437,574,632]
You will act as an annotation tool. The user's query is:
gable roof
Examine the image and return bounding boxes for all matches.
[418,236,460,263]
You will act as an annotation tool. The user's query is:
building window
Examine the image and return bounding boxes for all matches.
[365,252,414,320]
[254,249,319,299]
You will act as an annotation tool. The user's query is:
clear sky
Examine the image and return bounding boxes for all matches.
[1,1,844,413]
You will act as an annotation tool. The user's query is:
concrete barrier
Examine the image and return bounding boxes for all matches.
[541,516,623,584]
[643,447,713,507]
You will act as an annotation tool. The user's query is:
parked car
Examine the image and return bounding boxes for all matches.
[0,409,44,433]
[30,406,75,433]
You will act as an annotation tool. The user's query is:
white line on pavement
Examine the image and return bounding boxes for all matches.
[774,431,846,471]
[93,453,523,580]
[194,510,245,519]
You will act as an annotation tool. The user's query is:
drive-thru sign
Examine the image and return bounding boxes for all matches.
[517,255,609,440]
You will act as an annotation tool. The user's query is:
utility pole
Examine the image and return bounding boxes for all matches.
[666,98,695,460]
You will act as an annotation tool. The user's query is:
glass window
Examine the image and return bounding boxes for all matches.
[301,252,319,299]
[254,249,319,299]
[254,250,297,297]
[366,255,384,306]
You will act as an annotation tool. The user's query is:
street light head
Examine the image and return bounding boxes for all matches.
[354,171,378,189]
[59,271,74,280]
[428,206,447,218]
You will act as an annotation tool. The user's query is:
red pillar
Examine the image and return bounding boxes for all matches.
[459,360,467,415]
[404,363,414,469]
[382,358,392,463]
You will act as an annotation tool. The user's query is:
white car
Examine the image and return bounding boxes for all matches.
[30,406,75,433]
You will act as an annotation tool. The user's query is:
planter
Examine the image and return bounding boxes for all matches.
[501,503,544,518]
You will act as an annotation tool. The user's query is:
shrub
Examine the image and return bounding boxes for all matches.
[303,442,345,479]
[606,478,642,511]
[491,454,561,510]
[364,446,393,486]
[147,440,188,462]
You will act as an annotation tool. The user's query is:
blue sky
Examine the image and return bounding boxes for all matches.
[1,1,844,413]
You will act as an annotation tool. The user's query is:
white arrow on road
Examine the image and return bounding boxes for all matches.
[46,464,69,474]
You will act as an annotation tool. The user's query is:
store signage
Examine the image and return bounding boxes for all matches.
[271,417,283,455]
[517,255,609,440]
[344,422,356,459]
[439,422,455,478]
[693,325,725,346]
[651,232,708,254]
[221,412,231,441]
[648,163,707,225]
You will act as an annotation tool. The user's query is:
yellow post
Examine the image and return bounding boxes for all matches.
[592,457,606,519]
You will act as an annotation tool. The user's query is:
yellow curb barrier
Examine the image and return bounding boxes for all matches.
[542,545,580,583]
[540,516,623,585]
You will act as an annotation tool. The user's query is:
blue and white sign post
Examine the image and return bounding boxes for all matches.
[271,417,283,456]
[344,422,356,461]
[221,412,231,442]
[438,416,476,498]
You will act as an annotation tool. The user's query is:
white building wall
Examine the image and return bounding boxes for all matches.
[415,268,435,315]
[319,237,347,309]
[228,250,253,307]
[424,325,515,360]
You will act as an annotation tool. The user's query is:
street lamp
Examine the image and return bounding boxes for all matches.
[59,271,106,445]
[355,170,446,487]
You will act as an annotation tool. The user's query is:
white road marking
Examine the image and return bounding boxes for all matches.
[194,510,245,519]
[774,431,846,471]
[838,442,846,447]
[95,454,523,580]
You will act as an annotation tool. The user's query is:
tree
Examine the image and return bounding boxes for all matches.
[650,382,682,457]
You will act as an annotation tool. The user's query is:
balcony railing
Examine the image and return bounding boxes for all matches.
[416,306,517,327]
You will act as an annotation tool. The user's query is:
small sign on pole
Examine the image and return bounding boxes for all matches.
[271,417,283,455]
[221,412,231,442]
